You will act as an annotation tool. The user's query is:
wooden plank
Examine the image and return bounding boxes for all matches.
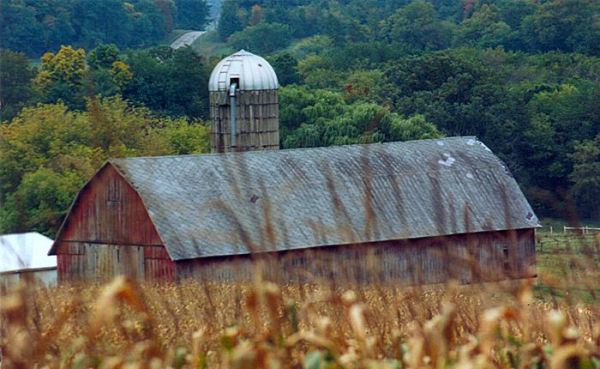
[59,165,162,246]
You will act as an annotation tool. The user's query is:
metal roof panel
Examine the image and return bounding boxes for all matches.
[110,137,539,260]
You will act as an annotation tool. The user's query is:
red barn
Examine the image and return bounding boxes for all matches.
[49,137,539,284]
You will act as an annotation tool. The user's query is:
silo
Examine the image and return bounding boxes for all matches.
[208,50,279,153]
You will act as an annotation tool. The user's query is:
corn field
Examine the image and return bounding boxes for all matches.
[2,246,600,369]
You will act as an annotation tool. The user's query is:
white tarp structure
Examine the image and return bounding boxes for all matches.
[0,232,57,287]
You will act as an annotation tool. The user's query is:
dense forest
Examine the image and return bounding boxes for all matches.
[1,0,599,237]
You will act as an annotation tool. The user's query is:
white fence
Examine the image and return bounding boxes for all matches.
[563,226,600,234]
[538,225,600,234]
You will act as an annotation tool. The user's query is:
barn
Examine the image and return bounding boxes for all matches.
[48,137,539,284]
[1,232,57,288]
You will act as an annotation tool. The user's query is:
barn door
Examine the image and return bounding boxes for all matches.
[84,244,145,282]
[116,245,145,280]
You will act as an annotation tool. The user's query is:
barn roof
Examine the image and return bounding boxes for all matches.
[67,136,537,261]
[1,232,56,273]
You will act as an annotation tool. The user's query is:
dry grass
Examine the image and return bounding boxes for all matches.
[1,263,599,369]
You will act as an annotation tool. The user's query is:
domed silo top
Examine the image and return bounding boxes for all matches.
[208,50,278,92]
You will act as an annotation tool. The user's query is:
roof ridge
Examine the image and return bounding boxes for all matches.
[109,136,479,162]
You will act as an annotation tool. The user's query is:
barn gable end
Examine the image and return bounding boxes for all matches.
[50,163,175,282]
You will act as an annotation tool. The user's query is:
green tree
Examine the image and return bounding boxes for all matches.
[0,97,210,235]
[174,0,209,29]
[268,52,300,86]
[454,4,514,49]
[0,49,37,122]
[87,44,120,70]
[279,86,441,149]
[383,1,453,50]
[35,45,87,109]
[123,46,209,119]
[218,0,244,40]
[229,23,292,55]
[529,0,600,54]
[568,134,600,219]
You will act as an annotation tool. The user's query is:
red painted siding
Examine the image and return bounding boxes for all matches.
[56,164,175,282]
[176,229,536,285]
[60,165,162,245]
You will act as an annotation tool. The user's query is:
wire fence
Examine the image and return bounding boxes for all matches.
[535,231,600,255]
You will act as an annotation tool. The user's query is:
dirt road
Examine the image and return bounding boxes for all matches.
[170,31,206,49]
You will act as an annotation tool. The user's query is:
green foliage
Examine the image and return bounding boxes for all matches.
[123,46,210,119]
[35,45,87,110]
[0,98,210,236]
[268,52,300,86]
[174,0,209,29]
[0,49,37,122]
[87,44,120,70]
[279,86,441,149]
[383,1,453,50]
[1,0,209,57]
[568,135,600,219]
[218,0,244,40]
[453,4,514,49]
[229,23,292,55]
[528,0,600,55]
[164,120,211,155]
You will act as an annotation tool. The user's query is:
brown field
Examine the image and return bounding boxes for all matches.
[1,232,599,369]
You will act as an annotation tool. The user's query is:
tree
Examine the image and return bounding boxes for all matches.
[0,97,210,235]
[529,0,600,55]
[123,46,209,119]
[279,86,441,149]
[268,52,300,86]
[519,83,600,195]
[35,45,87,109]
[175,0,209,29]
[218,0,244,40]
[229,23,292,55]
[88,44,120,70]
[454,4,514,49]
[568,134,600,219]
[0,49,37,122]
[383,1,453,50]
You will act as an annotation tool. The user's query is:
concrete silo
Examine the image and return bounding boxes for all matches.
[208,50,279,153]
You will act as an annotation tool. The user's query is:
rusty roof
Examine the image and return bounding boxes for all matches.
[54,137,538,261]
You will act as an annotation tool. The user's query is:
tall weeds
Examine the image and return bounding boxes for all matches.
[1,272,599,368]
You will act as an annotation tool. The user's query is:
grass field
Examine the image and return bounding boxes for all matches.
[1,232,599,368]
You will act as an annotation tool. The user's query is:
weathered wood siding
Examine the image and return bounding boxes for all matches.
[210,89,279,153]
[55,165,175,282]
[176,229,536,285]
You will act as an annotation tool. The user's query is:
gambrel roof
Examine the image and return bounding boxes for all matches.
[51,137,539,261]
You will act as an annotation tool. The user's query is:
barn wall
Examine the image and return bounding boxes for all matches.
[59,165,162,245]
[0,268,57,290]
[176,229,536,285]
[55,165,175,282]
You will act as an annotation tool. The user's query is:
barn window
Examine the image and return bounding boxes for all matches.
[107,177,121,204]
[503,244,511,273]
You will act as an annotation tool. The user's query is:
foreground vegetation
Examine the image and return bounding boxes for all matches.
[1,233,599,368]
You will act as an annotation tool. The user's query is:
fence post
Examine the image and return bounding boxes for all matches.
[564,226,567,234]
[550,226,553,234]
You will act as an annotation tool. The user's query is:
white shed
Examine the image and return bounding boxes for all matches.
[0,232,57,288]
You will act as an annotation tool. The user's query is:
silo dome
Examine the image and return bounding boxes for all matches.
[208,49,278,92]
